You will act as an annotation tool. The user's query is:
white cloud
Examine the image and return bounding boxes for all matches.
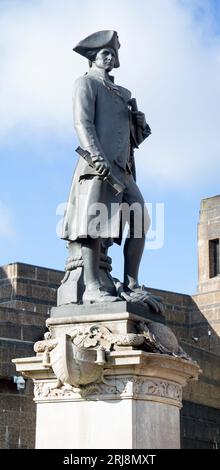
[0,0,220,187]
[0,201,17,239]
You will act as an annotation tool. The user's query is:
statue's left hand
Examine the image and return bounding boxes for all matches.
[132,111,147,130]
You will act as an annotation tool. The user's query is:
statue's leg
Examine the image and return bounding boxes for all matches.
[57,239,116,305]
[123,177,150,290]
[100,240,117,296]
[82,237,119,302]
[123,219,146,290]
[81,237,102,290]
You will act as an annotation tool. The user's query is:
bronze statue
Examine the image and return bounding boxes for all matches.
[61,30,162,312]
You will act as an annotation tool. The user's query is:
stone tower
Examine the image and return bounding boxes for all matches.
[198,195,220,293]
[194,195,220,348]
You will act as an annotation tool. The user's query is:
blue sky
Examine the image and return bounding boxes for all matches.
[0,0,220,295]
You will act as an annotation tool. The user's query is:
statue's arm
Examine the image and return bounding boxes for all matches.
[139,121,152,143]
[73,77,105,158]
[133,111,151,146]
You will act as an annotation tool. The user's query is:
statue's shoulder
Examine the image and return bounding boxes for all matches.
[73,73,98,91]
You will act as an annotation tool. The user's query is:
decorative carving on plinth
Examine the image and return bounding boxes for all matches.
[34,382,80,399]
[139,321,190,359]
[34,375,182,407]
[32,320,190,393]
[34,332,58,366]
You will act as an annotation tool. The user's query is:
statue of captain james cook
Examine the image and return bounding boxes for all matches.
[62,30,160,309]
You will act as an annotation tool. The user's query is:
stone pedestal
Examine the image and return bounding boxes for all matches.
[13,304,200,449]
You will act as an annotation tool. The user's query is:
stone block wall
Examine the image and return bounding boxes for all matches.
[0,300,51,448]
[0,263,63,449]
[181,401,220,449]
[0,263,63,314]
[182,343,220,411]
[0,322,37,449]
[0,262,220,448]
[149,287,220,355]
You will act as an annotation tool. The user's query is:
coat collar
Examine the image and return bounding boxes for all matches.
[86,67,131,102]
[87,67,115,83]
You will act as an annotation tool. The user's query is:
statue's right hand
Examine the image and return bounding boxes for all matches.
[92,156,111,177]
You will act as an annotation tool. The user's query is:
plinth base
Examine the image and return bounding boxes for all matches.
[14,350,199,449]
[13,305,201,449]
[35,389,180,449]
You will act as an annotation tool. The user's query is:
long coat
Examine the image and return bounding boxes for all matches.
[61,68,148,242]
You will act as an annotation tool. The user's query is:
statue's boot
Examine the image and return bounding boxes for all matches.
[130,287,164,314]
[83,286,120,303]
[116,282,164,314]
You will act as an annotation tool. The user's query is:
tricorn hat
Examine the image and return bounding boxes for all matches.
[73,30,120,68]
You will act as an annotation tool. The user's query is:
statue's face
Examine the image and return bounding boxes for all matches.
[94,48,116,71]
